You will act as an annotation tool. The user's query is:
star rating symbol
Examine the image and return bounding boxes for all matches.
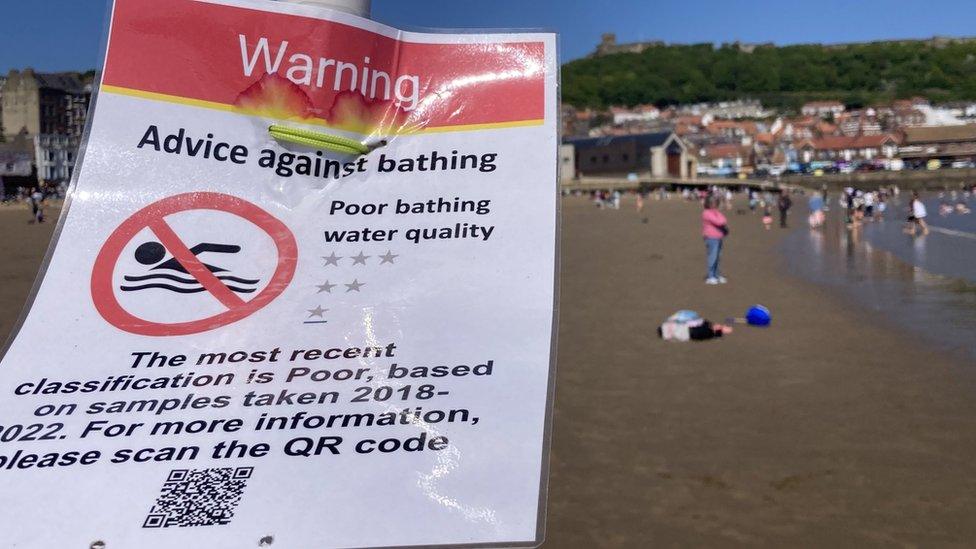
[322,252,342,267]
[351,251,370,265]
[307,305,328,318]
[315,250,400,300]
[316,281,337,294]
[345,279,365,292]
[379,250,398,264]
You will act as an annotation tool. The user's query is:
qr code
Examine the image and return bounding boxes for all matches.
[143,467,253,528]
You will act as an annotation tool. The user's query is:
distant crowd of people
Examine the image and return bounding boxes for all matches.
[834,185,973,236]
[835,186,896,229]
[568,181,975,284]
[937,189,973,216]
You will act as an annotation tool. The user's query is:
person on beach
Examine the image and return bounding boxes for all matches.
[848,190,864,227]
[905,191,929,236]
[853,190,866,224]
[658,310,733,342]
[27,189,44,224]
[777,191,792,228]
[939,199,953,217]
[808,192,825,228]
[702,195,729,285]
[863,190,876,220]
[762,204,773,230]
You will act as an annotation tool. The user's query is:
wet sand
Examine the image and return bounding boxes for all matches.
[547,196,976,547]
[2,199,976,546]
[782,207,976,360]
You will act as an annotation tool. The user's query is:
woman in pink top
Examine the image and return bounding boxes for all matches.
[701,195,729,284]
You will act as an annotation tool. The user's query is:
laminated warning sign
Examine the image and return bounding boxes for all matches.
[0,1,558,547]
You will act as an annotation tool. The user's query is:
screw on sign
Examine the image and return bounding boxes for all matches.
[90,192,297,336]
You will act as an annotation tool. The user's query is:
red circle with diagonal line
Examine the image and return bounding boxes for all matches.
[91,192,297,336]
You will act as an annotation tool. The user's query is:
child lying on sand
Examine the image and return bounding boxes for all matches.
[658,310,733,342]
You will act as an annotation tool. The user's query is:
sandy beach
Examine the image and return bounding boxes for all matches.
[0,205,59,340]
[3,197,976,546]
[547,195,976,547]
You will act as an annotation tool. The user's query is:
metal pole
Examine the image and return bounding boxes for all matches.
[277,0,371,17]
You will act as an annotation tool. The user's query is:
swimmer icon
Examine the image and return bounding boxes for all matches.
[122,241,259,294]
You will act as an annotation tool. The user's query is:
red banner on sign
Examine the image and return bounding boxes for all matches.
[101,0,548,133]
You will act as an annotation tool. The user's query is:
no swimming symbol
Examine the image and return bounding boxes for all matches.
[90,192,297,336]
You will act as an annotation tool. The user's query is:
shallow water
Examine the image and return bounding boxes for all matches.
[783,195,976,359]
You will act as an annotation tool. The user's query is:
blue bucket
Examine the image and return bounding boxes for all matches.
[745,305,771,327]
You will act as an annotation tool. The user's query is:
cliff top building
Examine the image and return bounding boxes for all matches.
[593,34,664,57]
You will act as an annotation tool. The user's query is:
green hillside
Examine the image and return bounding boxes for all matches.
[562,40,976,110]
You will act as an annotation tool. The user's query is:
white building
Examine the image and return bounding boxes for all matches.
[34,134,79,187]
[914,104,967,126]
[610,105,660,125]
[560,143,576,181]
[680,100,770,120]
[801,101,845,118]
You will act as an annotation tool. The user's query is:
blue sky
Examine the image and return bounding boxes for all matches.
[4,0,976,73]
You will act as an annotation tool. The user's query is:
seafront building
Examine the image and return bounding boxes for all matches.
[0,69,91,195]
[898,125,976,167]
[561,131,697,181]
[0,132,37,198]
[33,134,80,185]
[1,69,89,139]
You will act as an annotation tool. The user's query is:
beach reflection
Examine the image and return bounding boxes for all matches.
[784,205,976,359]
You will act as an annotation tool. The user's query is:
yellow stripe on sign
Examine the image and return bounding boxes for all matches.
[100,85,545,136]
[102,85,239,115]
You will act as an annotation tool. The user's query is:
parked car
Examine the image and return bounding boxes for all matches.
[836,162,855,174]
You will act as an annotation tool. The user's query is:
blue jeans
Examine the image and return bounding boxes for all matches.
[705,237,723,279]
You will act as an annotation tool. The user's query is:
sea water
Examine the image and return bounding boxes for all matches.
[783,194,976,359]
